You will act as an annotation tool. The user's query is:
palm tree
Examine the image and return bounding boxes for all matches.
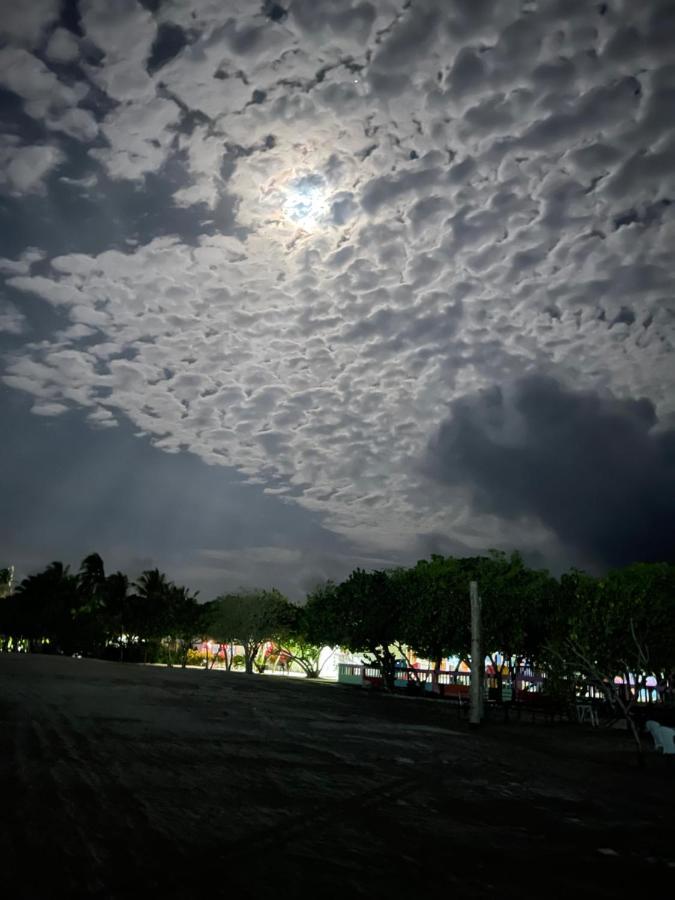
[104,571,130,660]
[134,568,169,603]
[78,553,106,611]
[132,569,173,662]
[15,561,79,653]
[165,584,201,667]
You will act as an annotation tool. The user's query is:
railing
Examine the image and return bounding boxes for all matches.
[582,681,664,705]
[338,664,475,697]
[391,668,471,686]
[339,663,541,683]
[337,663,365,686]
[338,664,673,706]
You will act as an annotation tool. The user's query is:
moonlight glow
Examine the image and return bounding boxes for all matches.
[2,0,674,600]
[281,174,328,229]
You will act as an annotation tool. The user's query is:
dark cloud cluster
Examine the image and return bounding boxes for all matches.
[426,375,675,567]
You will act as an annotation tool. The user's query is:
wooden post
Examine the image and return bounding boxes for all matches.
[469,581,483,726]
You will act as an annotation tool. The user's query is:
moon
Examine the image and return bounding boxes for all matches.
[281,173,328,230]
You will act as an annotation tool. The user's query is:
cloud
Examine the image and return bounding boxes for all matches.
[0,248,44,275]
[0,0,60,47]
[31,401,70,417]
[89,96,180,180]
[45,27,80,63]
[1,0,675,570]
[80,0,157,101]
[0,301,26,335]
[201,546,302,566]
[7,273,82,304]
[291,0,376,46]
[0,140,64,194]
[0,47,80,116]
[0,46,97,142]
[370,1,438,74]
[425,375,675,567]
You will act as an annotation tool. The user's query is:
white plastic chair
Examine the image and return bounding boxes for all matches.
[646,720,675,754]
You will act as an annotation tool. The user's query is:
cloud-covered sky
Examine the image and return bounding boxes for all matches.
[1,0,674,597]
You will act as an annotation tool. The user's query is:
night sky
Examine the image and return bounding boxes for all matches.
[1,0,674,598]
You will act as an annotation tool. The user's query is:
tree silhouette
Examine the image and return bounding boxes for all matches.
[14,561,79,653]
[207,589,292,674]
[102,571,131,660]
[165,584,201,667]
[78,553,106,606]
[130,569,173,661]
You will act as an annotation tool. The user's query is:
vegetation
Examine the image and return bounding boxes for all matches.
[1,552,674,744]
[0,555,202,665]
[0,566,13,599]
[202,588,292,674]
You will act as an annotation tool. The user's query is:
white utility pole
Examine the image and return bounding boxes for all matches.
[469,580,483,726]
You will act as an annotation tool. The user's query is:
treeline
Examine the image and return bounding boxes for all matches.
[0,554,312,671]
[302,555,675,699]
[2,552,675,712]
[0,556,203,666]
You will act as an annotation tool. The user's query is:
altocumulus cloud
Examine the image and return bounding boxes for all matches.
[1,0,675,574]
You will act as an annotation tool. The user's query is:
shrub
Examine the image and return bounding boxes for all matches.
[185,648,206,666]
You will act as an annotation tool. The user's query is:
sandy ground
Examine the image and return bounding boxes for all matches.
[1,655,674,899]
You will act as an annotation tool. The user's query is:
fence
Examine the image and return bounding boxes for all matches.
[338,663,561,703]
[583,680,665,705]
[339,664,480,699]
[337,663,673,706]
